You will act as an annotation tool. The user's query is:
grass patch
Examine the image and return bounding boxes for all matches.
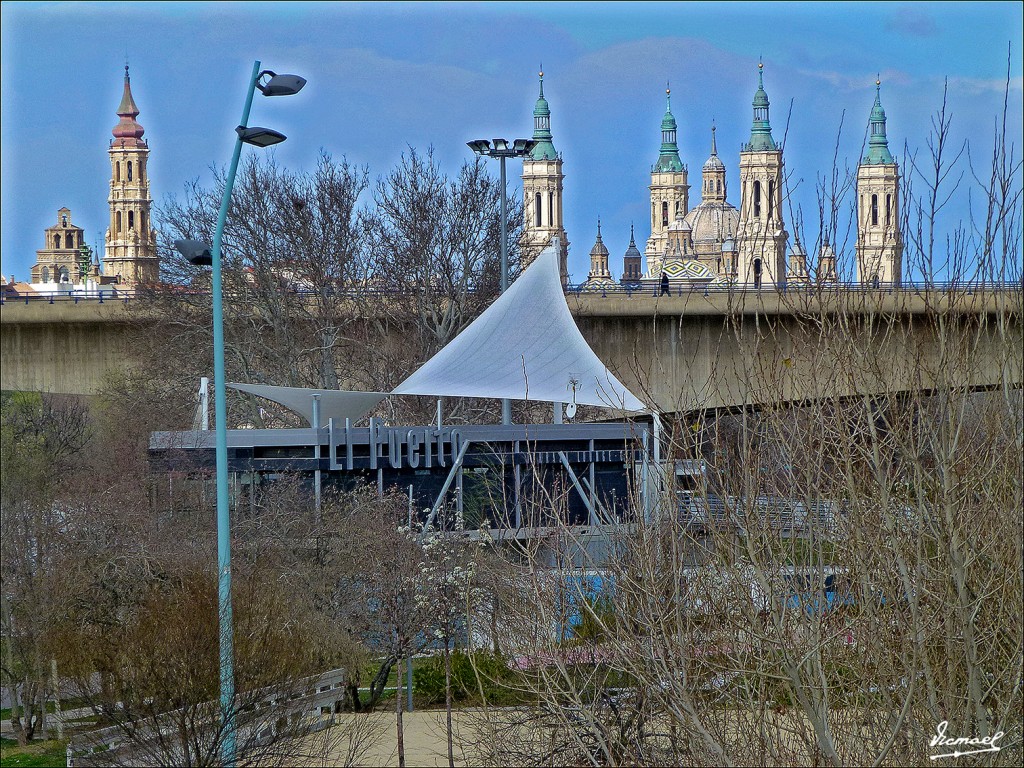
[0,737,67,768]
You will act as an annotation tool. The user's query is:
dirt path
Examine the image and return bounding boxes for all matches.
[302,709,491,767]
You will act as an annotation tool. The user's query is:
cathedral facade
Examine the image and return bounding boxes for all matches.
[521,64,904,290]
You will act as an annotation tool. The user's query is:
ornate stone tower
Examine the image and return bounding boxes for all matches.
[736,63,788,288]
[30,208,99,284]
[620,225,643,284]
[701,124,727,205]
[645,86,689,274]
[787,235,810,283]
[585,220,613,283]
[855,80,902,286]
[521,70,569,284]
[104,66,158,287]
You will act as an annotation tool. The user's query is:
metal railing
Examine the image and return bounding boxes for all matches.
[1,289,134,305]
[67,667,348,767]
[564,279,1023,298]
[3,278,1019,306]
[679,493,841,536]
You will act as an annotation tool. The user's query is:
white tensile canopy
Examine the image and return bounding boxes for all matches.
[393,242,646,412]
[226,383,387,427]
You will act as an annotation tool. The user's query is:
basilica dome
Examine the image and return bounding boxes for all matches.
[682,200,740,248]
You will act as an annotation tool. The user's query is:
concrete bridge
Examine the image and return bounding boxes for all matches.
[0,296,136,396]
[2,286,1021,411]
[568,285,1023,411]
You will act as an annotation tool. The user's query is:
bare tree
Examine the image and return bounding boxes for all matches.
[461,74,1022,768]
[133,151,372,431]
[366,147,525,424]
[0,393,91,745]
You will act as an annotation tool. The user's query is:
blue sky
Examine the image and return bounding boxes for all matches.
[2,1,1021,283]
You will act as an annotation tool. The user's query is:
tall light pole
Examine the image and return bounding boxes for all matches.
[467,137,535,425]
[175,60,304,767]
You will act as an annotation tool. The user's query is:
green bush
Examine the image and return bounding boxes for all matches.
[412,651,530,706]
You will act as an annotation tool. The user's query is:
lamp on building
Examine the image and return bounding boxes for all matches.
[467,136,536,425]
[182,60,305,768]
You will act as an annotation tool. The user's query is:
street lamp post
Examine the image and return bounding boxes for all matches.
[467,137,535,425]
[175,60,304,767]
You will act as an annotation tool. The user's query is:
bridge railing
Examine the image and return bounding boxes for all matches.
[3,279,1020,306]
[1,289,134,305]
[564,279,1023,298]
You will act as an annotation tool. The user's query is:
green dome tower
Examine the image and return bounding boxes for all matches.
[744,62,777,152]
[521,68,569,284]
[856,79,902,286]
[737,62,788,288]
[863,79,895,165]
[529,70,558,161]
[654,87,684,173]
[645,85,690,276]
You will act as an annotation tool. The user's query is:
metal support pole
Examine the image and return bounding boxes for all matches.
[513,443,522,529]
[499,155,511,426]
[312,394,321,516]
[200,377,210,430]
[499,154,508,294]
[558,451,599,527]
[422,441,471,538]
[211,58,261,768]
[589,439,596,512]
[652,411,664,523]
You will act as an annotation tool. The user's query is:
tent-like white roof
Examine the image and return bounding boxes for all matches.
[393,242,646,411]
[227,383,387,427]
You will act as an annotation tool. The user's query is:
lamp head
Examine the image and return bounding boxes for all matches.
[513,138,537,156]
[467,139,491,155]
[174,239,214,266]
[257,71,307,97]
[491,138,509,152]
[236,125,287,147]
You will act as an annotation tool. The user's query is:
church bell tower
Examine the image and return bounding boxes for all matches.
[104,66,158,286]
[855,80,902,286]
[645,86,689,275]
[736,63,788,288]
[521,70,569,285]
